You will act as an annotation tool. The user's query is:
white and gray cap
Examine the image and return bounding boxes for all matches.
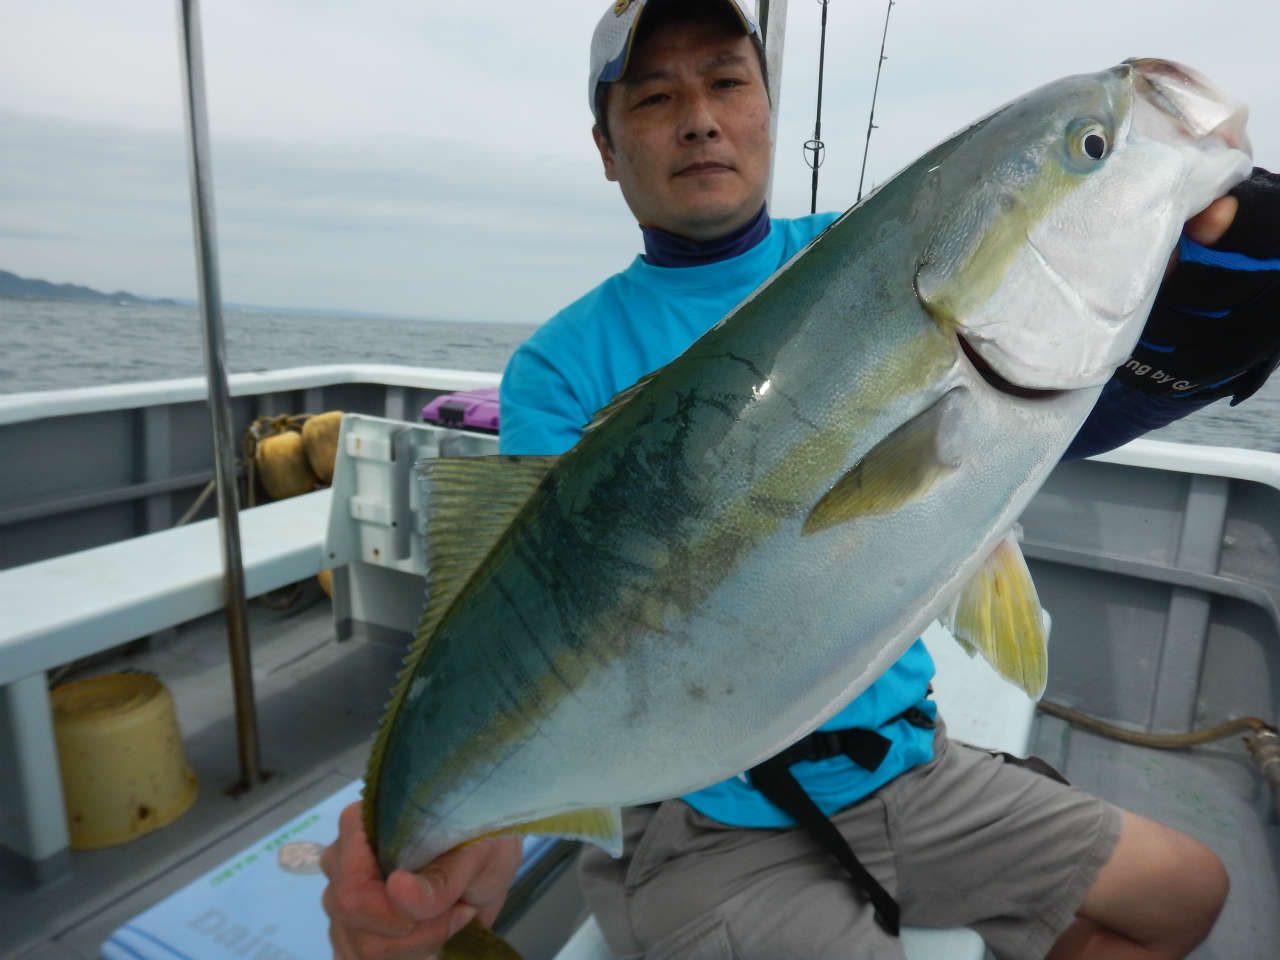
[588,0,760,123]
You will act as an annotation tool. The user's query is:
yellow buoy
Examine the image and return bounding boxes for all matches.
[302,410,344,484]
[255,429,317,499]
[51,673,198,849]
[317,568,334,597]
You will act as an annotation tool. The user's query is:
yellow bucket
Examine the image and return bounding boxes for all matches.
[51,673,198,849]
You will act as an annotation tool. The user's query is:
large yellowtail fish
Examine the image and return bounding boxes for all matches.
[366,59,1251,956]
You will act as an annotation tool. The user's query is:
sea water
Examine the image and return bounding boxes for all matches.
[0,299,534,393]
[1,298,1277,452]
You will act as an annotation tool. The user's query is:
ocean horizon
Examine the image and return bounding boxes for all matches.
[1,297,1277,454]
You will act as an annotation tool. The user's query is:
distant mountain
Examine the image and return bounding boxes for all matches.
[0,269,176,305]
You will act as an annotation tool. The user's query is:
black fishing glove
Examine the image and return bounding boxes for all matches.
[1116,166,1280,405]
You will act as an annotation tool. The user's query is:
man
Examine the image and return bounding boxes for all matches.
[322,2,1280,957]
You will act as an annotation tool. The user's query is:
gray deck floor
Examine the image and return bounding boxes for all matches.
[1033,716,1280,959]
[4,587,1276,959]
[3,586,399,960]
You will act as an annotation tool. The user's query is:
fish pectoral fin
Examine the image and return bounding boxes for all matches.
[944,530,1048,698]
[442,918,524,960]
[482,807,624,857]
[803,393,959,536]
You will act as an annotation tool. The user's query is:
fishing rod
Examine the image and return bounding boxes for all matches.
[802,0,830,214]
[857,0,895,202]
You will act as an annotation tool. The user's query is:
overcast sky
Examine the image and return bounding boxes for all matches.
[1,1,1277,323]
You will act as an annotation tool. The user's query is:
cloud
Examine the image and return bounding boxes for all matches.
[2,0,1278,323]
[0,108,638,321]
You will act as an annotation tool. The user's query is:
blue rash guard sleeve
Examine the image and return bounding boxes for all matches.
[499,343,591,456]
[1063,378,1217,460]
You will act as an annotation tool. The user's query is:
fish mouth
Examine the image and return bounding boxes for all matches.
[957,334,1064,401]
[1126,58,1251,154]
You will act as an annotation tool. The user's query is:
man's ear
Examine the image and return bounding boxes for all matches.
[592,125,618,183]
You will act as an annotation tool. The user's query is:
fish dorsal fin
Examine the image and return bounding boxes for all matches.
[582,369,660,435]
[944,529,1048,698]
[803,393,959,536]
[418,455,559,612]
[362,454,558,841]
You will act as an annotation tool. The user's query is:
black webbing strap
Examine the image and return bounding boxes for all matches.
[749,727,902,936]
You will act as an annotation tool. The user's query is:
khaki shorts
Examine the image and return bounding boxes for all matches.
[578,722,1123,960]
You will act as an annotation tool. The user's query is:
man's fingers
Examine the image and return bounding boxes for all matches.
[385,868,442,922]
[321,802,425,938]
[323,873,418,938]
[1167,195,1241,278]
[322,807,522,956]
[330,912,454,960]
[449,904,480,938]
[445,837,524,907]
[1185,194,1240,247]
[467,838,524,927]
[323,803,379,879]
[386,837,523,924]
[384,839,519,921]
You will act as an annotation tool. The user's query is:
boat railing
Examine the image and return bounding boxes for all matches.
[0,365,502,573]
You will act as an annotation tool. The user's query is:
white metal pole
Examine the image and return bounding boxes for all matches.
[175,0,265,792]
[759,0,789,206]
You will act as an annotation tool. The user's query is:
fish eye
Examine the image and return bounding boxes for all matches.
[1066,119,1110,166]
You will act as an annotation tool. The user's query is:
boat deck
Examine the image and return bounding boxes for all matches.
[1031,720,1279,957]
[1,398,1276,959]
[4,584,1276,959]
[3,590,400,959]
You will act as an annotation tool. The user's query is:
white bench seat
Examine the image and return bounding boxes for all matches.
[553,619,1042,960]
[0,490,331,876]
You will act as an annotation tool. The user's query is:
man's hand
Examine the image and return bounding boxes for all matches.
[1182,193,1239,251]
[1126,167,1280,405]
[320,802,523,960]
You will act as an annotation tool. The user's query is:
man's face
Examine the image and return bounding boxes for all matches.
[593,18,772,241]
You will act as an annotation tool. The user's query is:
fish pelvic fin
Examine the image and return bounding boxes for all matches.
[479,807,624,858]
[442,918,524,960]
[802,393,959,536]
[361,454,558,847]
[944,529,1048,698]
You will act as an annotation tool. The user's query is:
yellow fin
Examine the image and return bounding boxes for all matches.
[944,530,1047,698]
[442,918,524,960]
[803,394,958,536]
[480,807,624,857]
[418,455,559,609]
[362,454,557,843]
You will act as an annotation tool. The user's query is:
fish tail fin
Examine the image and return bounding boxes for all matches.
[442,918,524,960]
[944,527,1048,698]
